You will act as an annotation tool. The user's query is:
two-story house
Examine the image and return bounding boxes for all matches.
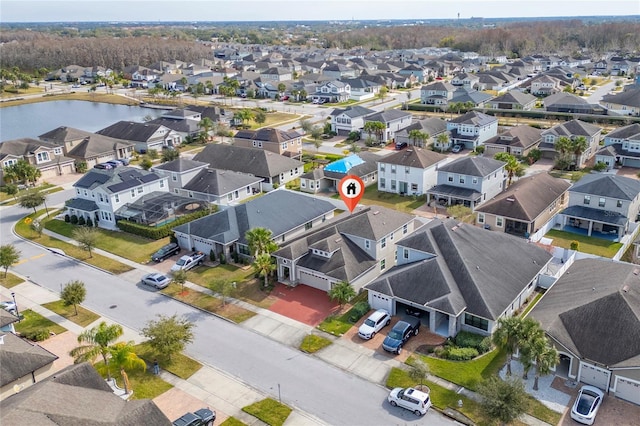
[377,148,449,196]
[600,87,640,117]
[475,172,571,238]
[426,156,506,211]
[363,110,413,143]
[340,78,381,101]
[330,106,375,136]
[96,121,181,153]
[151,158,209,193]
[539,119,602,167]
[394,118,448,148]
[0,138,75,184]
[451,72,480,89]
[260,67,293,82]
[364,219,552,337]
[559,174,640,241]
[233,128,303,159]
[179,168,263,206]
[420,80,455,106]
[272,205,417,292]
[312,81,351,103]
[446,111,499,150]
[595,123,640,169]
[528,75,566,96]
[322,63,357,80]
[483,125,542,158]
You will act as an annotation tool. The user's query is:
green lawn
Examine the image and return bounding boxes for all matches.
[0,272,24,288]
[15,210,133,274]
[133,342,202,380]
[42,300,100,327]
[14,309,67,337]
[95,361,173,400]
[299,334,332,353]
[316,292,368,336]
[220,417,247,426]
[45,219,170,264]
[359,185,426,213]
[242,398,292,426]
[545,229,623,258]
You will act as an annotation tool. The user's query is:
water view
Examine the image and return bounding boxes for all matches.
[0,100,165,141]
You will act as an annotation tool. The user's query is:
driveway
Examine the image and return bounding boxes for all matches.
[559,384,640,426]
[524,158,555,177]
[268,283,340,326]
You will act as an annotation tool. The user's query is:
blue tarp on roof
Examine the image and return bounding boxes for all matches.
[324,154,364,173]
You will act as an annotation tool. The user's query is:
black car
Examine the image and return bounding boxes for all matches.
[173,408,215,426]
[151,242,180,262]
[405,306,423,317]
[382,317,421,354]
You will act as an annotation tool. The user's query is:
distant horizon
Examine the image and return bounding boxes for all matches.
[1,1,639,24]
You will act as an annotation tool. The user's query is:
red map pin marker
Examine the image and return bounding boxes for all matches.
[338,175,365,213]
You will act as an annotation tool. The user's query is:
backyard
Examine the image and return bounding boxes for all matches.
[545,229,623,258]
[359,185,426,213]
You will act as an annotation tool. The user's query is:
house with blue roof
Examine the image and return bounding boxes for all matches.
[299,152,382,194]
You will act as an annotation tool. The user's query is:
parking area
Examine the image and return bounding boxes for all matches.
[268,283,340,327]
[559,383,640,426]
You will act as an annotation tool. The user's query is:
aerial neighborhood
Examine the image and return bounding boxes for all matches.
[2,14,640,426]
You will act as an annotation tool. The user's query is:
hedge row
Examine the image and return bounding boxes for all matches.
[116,207,214,240]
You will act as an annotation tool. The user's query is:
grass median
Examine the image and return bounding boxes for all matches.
[42,300,100,327]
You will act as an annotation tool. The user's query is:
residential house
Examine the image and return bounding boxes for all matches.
[420,81,455,106]
[300,152,380,194]
[260,67,293,82]
[233,128,303,159]
[0,138,75,184]
[97,121,181,153]
[193,144,303,191]
[595,123,640,169]
[543,92,605,115]
[395,118,448,148]
[0,363,172,424]
[451,72,480,89]
[539,119,602,167]
[65,167,199,230]
[483,125,543,158]
[363,110,413,143]
[340,78,381,101]
[600,87,640,117]
[39,126,135,168]
[273,205,417,292]
[179,168,262,206]
[377,148,449,196]
[322,63,357,79]
[446,111,499,150]
[147,108,203,140]
[330,105,375,136]
[529,75,566,96]
[127,66,159,88]
[364,219,552,337]
[312,80,351,103]
[0,312,58,400]
[172,190,335,261]
[151,158,209,193]
[488,91,537,110]
[426,156,506,211]
[559,173,640,241]
[450,87,493,108]
[528,259,640,406]
[398,64,428,83]
[475,172,571,238]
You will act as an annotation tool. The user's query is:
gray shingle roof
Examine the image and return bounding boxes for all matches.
[378,147,448,168]
[38,126,93,143]
[365,219,552,320]
[437,156,505,177]
[192,144,302,178]
[540,119,602,138]
[365,109,412,123]
[570,173,640,200]
[96,121,164,142]
[605,123,640,141]
[484,125,542,149]
[66,134,135,159]
[182,168,262,195]
[330,105,376,118]
[234,127,302,143]
[152,158,209,173]
[601,87,640,108]
[528,259,640,367]
[0,332,58,386]
[560,205,628,226]
[449,111,497,126]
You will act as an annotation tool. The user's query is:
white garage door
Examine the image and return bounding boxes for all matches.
[579,362,611,390]
[298,270,328,291]
[615,376,640,405]
[175,233,191,250]
[368,292,393,313]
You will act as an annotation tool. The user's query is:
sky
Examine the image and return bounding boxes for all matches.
[1,0,639,23]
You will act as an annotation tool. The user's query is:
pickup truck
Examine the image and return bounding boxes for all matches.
[170,251,205,273]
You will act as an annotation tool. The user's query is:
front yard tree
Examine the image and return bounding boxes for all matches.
[3,159,41,185]
[198,117,216,140]
[554,136,573,170]
[72,226,99,258]
[253,253,276,288]
[328,281,356,308]
[210,279,236,306]
[254,110,266,125]
[0,244,21,277]
[161,148,180,163]
[363,121,386,144]
[142,314,195,361]
[494,152,525,186]
[108,341,146,394]
[478,376,528,425]
[299,119,313,134]
[408,129,429,148]
[311,126,323,151]
[172,269,188,293]
[245,227,278,257]
[492,316,523,376]
[19,189,46,214]
[61,280,86,316]
[70,321,124,381]
[408,358,430,388]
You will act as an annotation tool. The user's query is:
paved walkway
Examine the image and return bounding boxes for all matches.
[5,202,556,426]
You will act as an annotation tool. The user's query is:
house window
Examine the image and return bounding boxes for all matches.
[583,195,590,205]
[381,237,386,248]
[99,194,104,202]
[3,159,17,167]
[380,259,386,270]
[391,165,396,174]
[464,313,489,331]
[137,186,143,194]
[472,177,478,184]
[172,174,177,182]
[391,180,396,191]
[389,232,394,241]
[365,240,371,249]
[448,174,454,182]
[459,176,465,184]
[253,141,263,148]
[305,222,312,230]
[281,142,288,150]
[380,178,385,188]
[411,183,418,191]
[599,198,606,207]
[403,248,409,259]
[477,213,485,224]
[496,217,504,227]
[380,164,385,172]
[36,152,50,162]
[247,187,251,194]
[130,189,135,197]
[114,194,119,203]
[54,148,63,155]
[301,181,306,188]
[405,166,410,174]
[617,200,623,208]
[227,193,233,201]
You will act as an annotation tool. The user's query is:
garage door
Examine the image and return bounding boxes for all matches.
[298,270,328,291]
[579,362,611,390]
[175,233,191,250]
[614,376,640,405]
[369,292,393,313]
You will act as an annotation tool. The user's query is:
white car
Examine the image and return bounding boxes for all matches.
[0,301,17,315]
[570,385,604,425]
[141,273,171,289]
[357,309,391,339]
[388,387,431,416]
[451,144,463,153]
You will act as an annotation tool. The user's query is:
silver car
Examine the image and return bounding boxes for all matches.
[141,273,171,289]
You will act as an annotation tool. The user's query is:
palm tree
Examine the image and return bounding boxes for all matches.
[69,322,124,380]
[518,317,547,380]
[253,253,275,288]
[235,108,255,127]
[198,117,215,141]
[108,341,147,394]
[436,133,449,151]
[571,136,589,168]
[492,316,522,376]
[408,129,429,148]
[554,136,573,170]
[328,281,356,309]
[245,227,277,257]
[532,340,559,391]
[495,152,524,186]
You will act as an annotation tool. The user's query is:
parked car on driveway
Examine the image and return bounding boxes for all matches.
[170,251,205,273]
[451,144,463,153]
[141,273,171,289]
[388,387,431,416]
[173,408,215,426]
[358,309,391,340]
[151,242,180,262]
[571,385,604,425]
[382,316,420,354]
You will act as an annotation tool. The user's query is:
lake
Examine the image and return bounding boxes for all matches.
[0,100,166,141]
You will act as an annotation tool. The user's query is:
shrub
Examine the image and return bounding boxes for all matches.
[116,208,212,240]
[219,253,226,264]
[25,329,50,342]
[64,214,70,223]
[209,249,216,262]
[348,301,370,323]
[570,240,579,251]
[85,217,94,227]
[77,216,86,226]
[454,331,491,354]
[443,347,479,361]
[231,252,239,263]
[593,161,608,172]
[70,215,78,224]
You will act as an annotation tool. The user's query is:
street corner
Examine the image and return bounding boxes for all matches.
[154,387,229,425]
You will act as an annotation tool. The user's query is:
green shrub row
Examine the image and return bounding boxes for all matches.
[116,208,213,240]
[24,329,51,341]
[454,331,492,354]
[437,346,479,361]
[348,301,370,323]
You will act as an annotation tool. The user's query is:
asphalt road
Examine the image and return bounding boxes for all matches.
[0,189,454,426]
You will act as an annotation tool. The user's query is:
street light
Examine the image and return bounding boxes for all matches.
[10,292,20,321]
